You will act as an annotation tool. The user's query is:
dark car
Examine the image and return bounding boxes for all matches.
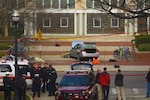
[71,62,93,71]
[55,70,97,100]
[69,42,100,61]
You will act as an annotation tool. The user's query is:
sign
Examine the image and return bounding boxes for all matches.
[37,29,42,40]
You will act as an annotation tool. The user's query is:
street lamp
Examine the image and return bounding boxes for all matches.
[12,10,20,77]
[12,10,19,100]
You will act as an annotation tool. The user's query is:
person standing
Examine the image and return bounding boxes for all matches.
[3,72,12,100]
[115,69,126,100]
[100,67,110,100]
[145,68,150,98]
[32,64,42,98]
[16,74,27,100]
[47,64,57,96]
[40,63,48,93]
[95,69,103,100]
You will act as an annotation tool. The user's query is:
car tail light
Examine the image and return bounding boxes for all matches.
[82,50,86,52]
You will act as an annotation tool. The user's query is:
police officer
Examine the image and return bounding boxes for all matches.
[32,64,42,98]
[40,63,48,93]
[16,74,27,100]
[47,64,57,96]
[3,72,12,100]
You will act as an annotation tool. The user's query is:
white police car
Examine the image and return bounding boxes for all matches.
[0,59,32,87]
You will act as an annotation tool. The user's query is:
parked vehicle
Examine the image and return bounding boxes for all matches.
[71,62,93,71]
[69,42,100,61]
[55,69,97,100]
[0,59,32,87]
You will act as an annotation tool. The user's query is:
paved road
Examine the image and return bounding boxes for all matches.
[26,71,149,100]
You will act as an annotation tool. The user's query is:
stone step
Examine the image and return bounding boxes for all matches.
[28,46,133,52]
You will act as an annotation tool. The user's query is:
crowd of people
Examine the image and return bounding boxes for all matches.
[3,62,57,100]
[3,63,150,100]
[94,67,126,100]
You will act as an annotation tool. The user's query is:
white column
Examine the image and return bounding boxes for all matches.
[74,13,77,35]
[84,13,87,35]
[134,18,138,33]
[78,13,83,36]
[124,18,128,35]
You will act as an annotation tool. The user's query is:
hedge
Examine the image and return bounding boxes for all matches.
[135,34,150,48]
[0,44,11,50]
[135,34,150,51]
[138,44,150,51]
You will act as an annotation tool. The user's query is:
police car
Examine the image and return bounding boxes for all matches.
[55,70,98,100]
[0,59,32,87]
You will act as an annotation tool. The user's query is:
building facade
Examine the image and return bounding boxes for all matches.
[15,0,150,36]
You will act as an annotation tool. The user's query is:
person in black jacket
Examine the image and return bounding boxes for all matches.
[32,64,42,98]
[47,64,57,96]
[114,69,126,100]
[145,68,150,98]
[3,72,12,100]
[16,74,27,100]
[40,63,48,93]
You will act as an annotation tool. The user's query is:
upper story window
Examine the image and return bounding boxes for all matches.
[61,0,68,9]
[52,0,59,8]
[86,0,93,9]
[93,18,101,27]
[69,0,75,8]
[43,18,51,27]
[60,18,68,27]
[111,18,119,27]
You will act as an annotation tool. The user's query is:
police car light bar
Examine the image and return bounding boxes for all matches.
[65,70,90,74]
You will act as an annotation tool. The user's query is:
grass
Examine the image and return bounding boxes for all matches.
[0,91,31,100]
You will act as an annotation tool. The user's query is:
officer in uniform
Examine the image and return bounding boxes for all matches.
[3,72,12,100]
[16,74,27,100]
[32,64,42,98]
[40,63,48,93]
[47,64,57,96]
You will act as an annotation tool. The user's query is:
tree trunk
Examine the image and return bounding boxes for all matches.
[4,23,9,37]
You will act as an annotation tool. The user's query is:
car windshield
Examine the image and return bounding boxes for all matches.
[83,43,96,49]
[71,63,93,71]
[60,75,90,86]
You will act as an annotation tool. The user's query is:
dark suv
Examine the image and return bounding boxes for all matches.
[55,70,97,100]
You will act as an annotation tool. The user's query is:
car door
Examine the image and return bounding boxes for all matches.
[70,44,81,58]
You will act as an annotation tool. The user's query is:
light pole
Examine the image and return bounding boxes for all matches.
[12,10,19,100]
[12,10,20,77]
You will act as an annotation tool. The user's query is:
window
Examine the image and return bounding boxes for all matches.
[0,65,12,72]
[69,0,75,8]
[52,0,59,8]
[60,18,68,27]
[111,18,119,27]
[86,0,93,8]
[44,0,51,8]
[93,18,101,27]
[43,18,51,27]
[61,0,67,9]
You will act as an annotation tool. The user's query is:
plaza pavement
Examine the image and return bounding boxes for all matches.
[26,34,150,100]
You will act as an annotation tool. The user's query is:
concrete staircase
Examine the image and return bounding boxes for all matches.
[27,35,137,65]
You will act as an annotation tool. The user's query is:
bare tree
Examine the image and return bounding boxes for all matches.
[94,0,150,19]
[0,0,35,37]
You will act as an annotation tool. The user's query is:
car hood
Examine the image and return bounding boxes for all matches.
[58,86,89,92]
